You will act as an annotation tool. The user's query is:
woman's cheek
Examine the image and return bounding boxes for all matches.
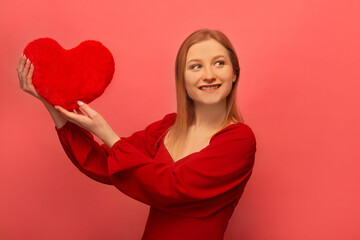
[185,71,197,80]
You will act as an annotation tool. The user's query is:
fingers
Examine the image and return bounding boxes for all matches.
[56,105,90,127]
[27,62,34,80]
[55,104,104,136]
[17,54,26,73]
[17,53,23,66]
[23,58,32,88]
[72,108,84,115]
[17,53,41,99]
[18,54,32,89]
[26,64,39,97]
[77,101,97,118]
[56,105,76,120]
[17,54,26,88]
[23,60,32,90]
[75,108,85,115]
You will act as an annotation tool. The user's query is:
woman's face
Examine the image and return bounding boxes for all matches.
[184,38,236,106]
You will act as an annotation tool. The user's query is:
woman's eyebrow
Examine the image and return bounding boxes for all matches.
[187,55,225,64]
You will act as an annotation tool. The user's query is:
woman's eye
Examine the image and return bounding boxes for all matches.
[190,61,224,70]
[191,64,201,69]
[215,61,225,66]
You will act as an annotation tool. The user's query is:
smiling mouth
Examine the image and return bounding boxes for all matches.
[199,84,222,91]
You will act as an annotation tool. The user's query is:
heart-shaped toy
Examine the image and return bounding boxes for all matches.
[23,38,115,111]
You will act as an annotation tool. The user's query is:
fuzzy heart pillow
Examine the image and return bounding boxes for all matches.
[23,38,115,111]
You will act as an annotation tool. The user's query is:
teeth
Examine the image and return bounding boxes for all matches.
[200,85,220,90]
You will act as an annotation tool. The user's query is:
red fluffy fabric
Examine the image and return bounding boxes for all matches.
[23,38,115,111]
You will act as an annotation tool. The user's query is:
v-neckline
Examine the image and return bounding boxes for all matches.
[161,122,244,166]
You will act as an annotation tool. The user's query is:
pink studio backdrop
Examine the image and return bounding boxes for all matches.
[1,0,359,239]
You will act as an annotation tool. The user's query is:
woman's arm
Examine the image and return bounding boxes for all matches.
[17,53,112,184]
[42,98,68,129]
[107,123,257,218]
[55,120,113,184]
[53,112,174,185]
[17,53,67,129]
[54,102,120,149]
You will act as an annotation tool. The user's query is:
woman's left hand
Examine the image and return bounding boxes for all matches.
[55,101,120,147]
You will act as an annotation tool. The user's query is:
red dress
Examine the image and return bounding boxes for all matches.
[55,112,257,240]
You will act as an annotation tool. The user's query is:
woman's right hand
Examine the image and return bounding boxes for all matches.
[17,53,70,129]
[17,54,45,101]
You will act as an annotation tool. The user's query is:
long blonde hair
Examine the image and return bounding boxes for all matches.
[158,28,244,154]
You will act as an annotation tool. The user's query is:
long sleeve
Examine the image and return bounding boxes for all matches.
[118,113,177,158]
[107,120,257,218]
[55,121,113,184]
[55,113,176,185]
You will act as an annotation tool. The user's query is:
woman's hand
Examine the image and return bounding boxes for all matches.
[55,102,120,148]
[16,53,45,102]
[17,53,120,147]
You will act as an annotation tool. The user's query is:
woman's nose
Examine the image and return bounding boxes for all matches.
[202,66,215,80]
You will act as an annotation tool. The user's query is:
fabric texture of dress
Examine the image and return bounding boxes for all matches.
[55,112,257,240]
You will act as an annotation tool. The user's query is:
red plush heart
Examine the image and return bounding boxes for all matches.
[23,38,115,111]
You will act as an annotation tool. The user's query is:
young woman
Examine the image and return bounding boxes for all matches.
[17,28,257,240]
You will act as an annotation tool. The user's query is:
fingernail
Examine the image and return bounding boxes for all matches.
[77,101,83,106]
[55,106,58,110]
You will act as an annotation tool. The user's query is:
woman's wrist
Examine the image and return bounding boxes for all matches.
[41,99,67,129]
[99,126,121,148]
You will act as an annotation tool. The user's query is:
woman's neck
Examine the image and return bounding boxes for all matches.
[192,99,227,132]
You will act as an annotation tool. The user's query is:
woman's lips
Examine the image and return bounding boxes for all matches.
[199,84,221,93]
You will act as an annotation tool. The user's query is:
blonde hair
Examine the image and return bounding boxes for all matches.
[158,28,244,155]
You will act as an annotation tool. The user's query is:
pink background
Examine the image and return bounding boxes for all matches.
[1,0,359,239]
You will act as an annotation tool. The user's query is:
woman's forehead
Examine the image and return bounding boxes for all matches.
[186,39,228,61]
